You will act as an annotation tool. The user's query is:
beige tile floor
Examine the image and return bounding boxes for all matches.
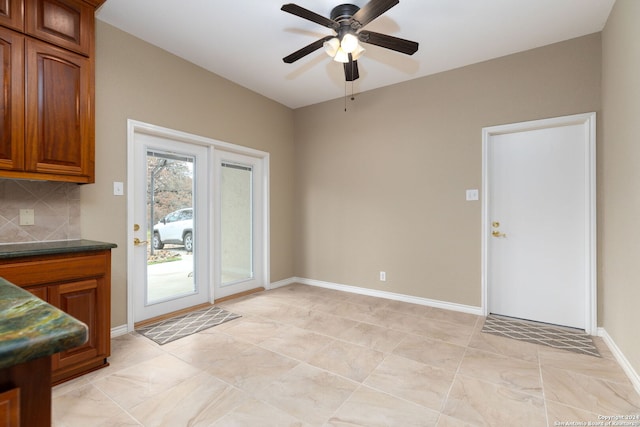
[52,284,640,426]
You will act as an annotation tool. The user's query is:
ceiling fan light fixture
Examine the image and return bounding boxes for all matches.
[351,43,365,60]
[333,47,350,63]
[323,37,340,57]
[281,1,419,84]
[340,32,359,53]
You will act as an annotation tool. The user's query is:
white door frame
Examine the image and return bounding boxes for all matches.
[126,120,270,332]
[481,112,597,334]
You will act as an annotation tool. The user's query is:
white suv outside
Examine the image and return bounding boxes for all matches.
[152,208,193,251]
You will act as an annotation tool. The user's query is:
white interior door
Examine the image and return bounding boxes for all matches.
[132,132,210,323]
[483,113,596,332]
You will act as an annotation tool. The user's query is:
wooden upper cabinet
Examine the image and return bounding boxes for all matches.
[81,0,105,7]
[25,0,92,56]
[25,38,92,178]
[0,0,97,183]
[0,0,23,31]
[0,27,24,171]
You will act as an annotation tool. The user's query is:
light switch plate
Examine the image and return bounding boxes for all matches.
[113,182,124,196]
[466,189,479,201]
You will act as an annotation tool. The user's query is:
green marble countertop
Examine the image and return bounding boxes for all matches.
[0,277,88,370]
[0,239,117,259]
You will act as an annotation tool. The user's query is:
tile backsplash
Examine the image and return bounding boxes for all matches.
[0,180,81,244]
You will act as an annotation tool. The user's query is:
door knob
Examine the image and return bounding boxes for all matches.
[492,230,507,238]
[133,224,140,231]
[492,222,500,228]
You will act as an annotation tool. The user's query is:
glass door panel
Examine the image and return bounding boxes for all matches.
[214,150,264,299]
[221,162,253,285]
[146,151,195,303]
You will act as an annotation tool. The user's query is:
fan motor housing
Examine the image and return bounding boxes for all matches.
[330,4,359,22]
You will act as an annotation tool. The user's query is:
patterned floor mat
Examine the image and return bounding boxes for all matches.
[137,306,241,345]
[482,315,600,357]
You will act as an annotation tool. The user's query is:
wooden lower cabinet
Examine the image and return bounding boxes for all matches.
[0,387,20,427]
[0,356,51,427]
[0,250,111,384]
[48,277,107,383]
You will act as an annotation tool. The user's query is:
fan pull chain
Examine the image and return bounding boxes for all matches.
[344,62,355,112]
[344,80,347,112]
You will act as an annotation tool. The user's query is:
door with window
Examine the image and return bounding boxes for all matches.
[129,122,269,327]
[132,132,210,323]
[214,151,265,299]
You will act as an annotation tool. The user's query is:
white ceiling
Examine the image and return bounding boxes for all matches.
[96,0,615,109]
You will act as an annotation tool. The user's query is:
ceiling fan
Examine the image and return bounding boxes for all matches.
[281,0,419,82]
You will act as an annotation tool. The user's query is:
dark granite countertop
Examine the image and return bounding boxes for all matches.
[0,277,88,369]
[0,239,117,259]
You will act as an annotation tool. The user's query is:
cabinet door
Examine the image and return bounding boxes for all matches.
[26,284,47,300]
[0,26,24,171]
[48,278,107,372]
[0,0,23,31]
[25,38,92,179]
[0,387,20,427]
[25,0,92,56]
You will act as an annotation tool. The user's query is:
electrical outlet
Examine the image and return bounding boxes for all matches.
[379,271,386,282]
[19,209,35,226]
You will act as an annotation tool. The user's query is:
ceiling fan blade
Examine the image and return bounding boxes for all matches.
[283,35,334,63]
[281,4,339,30]
[358,30,419,55]
[344,56,360,81]
[350,0,399,29]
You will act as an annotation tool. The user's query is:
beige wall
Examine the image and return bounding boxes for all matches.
[82,22,295,327]
[601,0,640,376]
[293,33,601,307]
[80,17,639,381]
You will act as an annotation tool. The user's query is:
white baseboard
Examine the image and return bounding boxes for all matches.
[269,277,299,290]
[291,276,484,316]
[598,328,640,395]
[111,324,130,338]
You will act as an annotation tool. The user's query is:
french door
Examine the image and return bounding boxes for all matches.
[128,121,269,327]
